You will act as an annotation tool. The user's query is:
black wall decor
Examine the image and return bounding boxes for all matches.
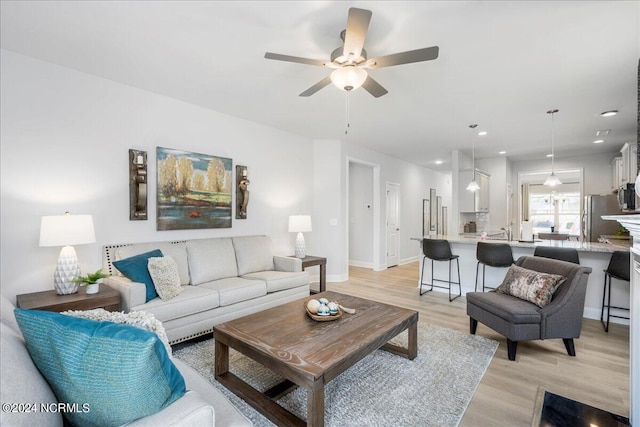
[129,149,147,220]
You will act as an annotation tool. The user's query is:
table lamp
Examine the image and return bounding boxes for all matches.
[39,212,96,295]
[288,215,312,258]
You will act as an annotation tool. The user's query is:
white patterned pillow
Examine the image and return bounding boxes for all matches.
[62,308,172,356]
[148,256,184,301]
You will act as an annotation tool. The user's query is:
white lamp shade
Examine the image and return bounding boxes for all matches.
[543,173,562,187]
[288,215,312,233]
[466,180,480,192]
[330,66,368,91]
[40,214,96,247]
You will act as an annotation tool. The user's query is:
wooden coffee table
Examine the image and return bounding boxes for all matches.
[213,291,418,427]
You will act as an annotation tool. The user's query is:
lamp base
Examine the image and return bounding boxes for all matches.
[53,246,80,295]
[295,232,306,258]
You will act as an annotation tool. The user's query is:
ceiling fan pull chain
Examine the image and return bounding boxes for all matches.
[345,90,350,134]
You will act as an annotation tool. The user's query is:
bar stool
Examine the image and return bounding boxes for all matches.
[601,250,630,332]
[475,242,514,292]
[533,246,580,264]
[420,239,461,302]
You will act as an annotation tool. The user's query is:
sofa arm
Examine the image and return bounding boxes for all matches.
[103,276,146,312]
[274,256,302,272]
[124,391,214,427]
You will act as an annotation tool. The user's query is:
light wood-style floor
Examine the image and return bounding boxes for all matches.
[324,262,630,426]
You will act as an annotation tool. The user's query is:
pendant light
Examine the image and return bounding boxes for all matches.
[466,124,480,192]
[544,109,562,187]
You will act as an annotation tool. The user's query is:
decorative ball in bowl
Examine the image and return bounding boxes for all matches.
[305,298,342,321]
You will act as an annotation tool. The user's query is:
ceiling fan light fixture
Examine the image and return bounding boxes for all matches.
[330,66,367,91]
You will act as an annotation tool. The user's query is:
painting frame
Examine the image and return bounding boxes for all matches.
[422,199,430,237]
[429,189,437,233]
[156,147,233,230]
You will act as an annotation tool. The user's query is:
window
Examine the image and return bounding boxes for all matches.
[528,183,580,237]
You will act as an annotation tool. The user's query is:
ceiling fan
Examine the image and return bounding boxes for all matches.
[264,7,439,98]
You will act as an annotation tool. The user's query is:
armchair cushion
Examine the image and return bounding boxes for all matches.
[14,309,186,427]
[496,264,566,308]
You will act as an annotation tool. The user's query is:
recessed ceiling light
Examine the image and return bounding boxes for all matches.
[596,129,611,136]
[499,151,506,155]
[546,154,554,158]
[435,160,443,165]
[478,131,488,136]
[600,110,618,117]
[593,139,604,144]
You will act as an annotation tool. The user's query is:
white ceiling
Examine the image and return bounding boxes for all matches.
[1,1,638,171]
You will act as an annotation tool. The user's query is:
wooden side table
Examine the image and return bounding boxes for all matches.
[299,255,327,294]
[16,284,121,312]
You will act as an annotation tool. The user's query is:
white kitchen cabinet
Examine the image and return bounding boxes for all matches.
[620,142,637,185]
[612,156,624,190]
[459,169,490,212]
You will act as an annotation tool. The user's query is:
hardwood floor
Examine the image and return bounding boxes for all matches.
[326,262,630,426]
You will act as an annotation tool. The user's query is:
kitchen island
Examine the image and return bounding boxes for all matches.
[411,235,630,323]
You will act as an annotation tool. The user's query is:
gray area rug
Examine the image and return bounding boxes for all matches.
[173,322,498,427]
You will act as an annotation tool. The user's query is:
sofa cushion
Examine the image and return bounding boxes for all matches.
[466,291,542,324]
[0,323,62,427]
[199,277,267,306]
[187,238,238,285]
[242,270,308,293]
[1,294,21,334]
[233,235,275,275]
[132,285,220,323]
[14,309,186,427]
[496,264,566,308]
[148,256,184,301]
[117,242,190,285]
[113,249,163,302]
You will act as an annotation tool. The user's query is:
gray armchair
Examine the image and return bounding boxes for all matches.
[466,255,592,361]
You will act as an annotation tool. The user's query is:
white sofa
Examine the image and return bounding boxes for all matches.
[0,295,253,427]
[103,235,310,344]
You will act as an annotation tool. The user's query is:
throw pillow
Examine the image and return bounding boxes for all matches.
[62,308,172,356]
[147,256,184,302]
[496,264,566,308]
[14,308,185,427]
[112,249,163,302]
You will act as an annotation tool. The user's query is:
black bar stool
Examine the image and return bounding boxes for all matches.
[533,246,580,264]
[475,242,514,292]
[601,250,630,332]
[420,239,461,302]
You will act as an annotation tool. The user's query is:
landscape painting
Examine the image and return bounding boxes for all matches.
[156,147,232,230]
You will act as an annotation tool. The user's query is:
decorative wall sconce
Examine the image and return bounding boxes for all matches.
[236,165,250,219]
[129,149,147,220]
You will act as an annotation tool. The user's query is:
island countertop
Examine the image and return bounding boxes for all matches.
[410,235,630,253]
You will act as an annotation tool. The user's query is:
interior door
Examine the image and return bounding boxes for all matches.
[386,183,400,267]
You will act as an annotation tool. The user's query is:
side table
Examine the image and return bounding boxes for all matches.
[298,255,327,294]
[16,284,121,312]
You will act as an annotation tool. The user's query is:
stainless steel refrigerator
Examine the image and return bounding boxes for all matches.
[582,194,624,242]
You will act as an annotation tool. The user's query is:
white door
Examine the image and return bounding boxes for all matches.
[386,183,400,267]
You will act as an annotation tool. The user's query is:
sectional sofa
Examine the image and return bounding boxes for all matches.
[103,235,310,344]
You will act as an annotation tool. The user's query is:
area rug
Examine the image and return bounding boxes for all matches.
[173,322,498,427]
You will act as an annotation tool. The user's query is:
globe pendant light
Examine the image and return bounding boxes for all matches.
[466,124,480,192]
[544,109,562,187]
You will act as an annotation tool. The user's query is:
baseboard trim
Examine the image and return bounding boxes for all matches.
[348,260,374,268]
[400,256,420,265]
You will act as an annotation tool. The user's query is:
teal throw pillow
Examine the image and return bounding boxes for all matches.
[113,249,163,302]
[14,308,186,427]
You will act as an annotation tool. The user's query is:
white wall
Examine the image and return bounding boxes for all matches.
[348,162,373,267]
[0,50,314,302]
[343,143,452,271]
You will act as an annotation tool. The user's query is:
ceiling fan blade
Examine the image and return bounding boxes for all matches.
[362,75,388,98]
[343,8,372,60]
[299,76,332,97]
[367,46,439,69]
[265,52,327,67]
